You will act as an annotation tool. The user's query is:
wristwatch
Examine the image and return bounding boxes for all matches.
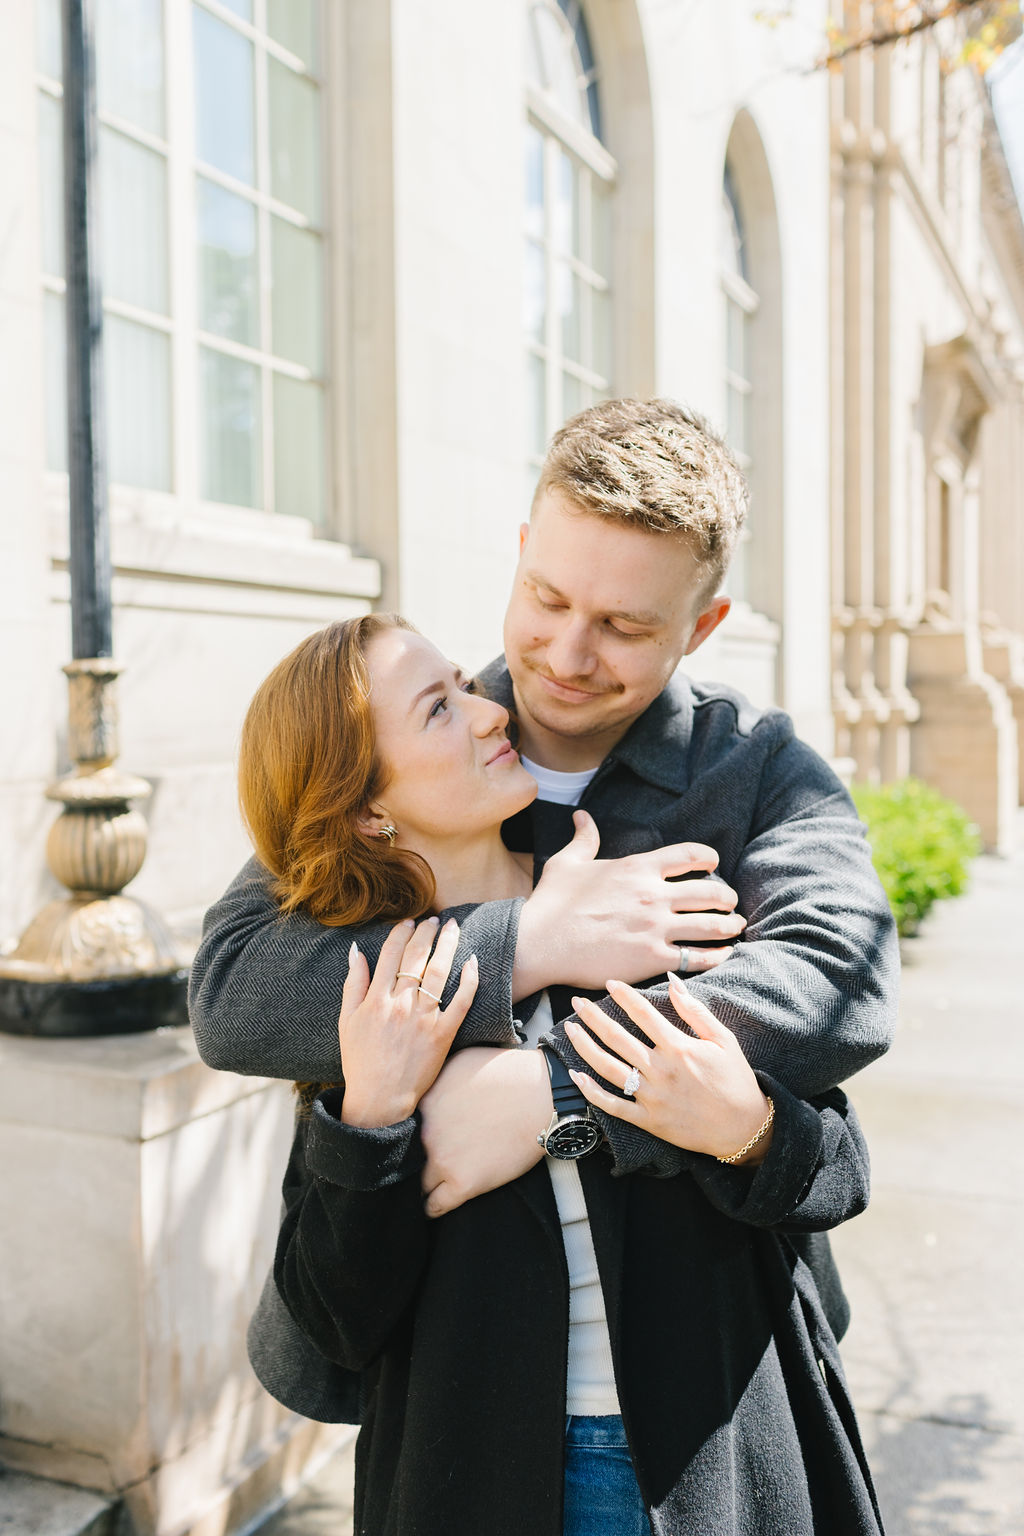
[536,1045,603,1160]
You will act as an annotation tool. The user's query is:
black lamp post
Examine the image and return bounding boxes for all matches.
[0,0,187,1037]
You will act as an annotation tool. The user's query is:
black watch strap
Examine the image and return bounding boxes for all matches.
[539,1044,589,1117]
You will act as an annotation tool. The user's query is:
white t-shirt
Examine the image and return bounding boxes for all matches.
[520,754,598,807]
[519,753,618,1415]
[524,994,619,1416]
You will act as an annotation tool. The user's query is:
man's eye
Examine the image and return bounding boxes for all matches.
[537,595,566,611]
[608,624,644,640]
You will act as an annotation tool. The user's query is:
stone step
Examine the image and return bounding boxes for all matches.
[0,1469,118,1536]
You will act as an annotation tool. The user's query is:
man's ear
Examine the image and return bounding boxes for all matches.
[518,521,529,555]
[684,596,731,655]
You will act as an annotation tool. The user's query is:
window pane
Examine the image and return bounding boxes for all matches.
[44,291,67,471]
[273,374,324,523]
[271,219,323,372]
[525,124,544,241]
[200,347,262,506]
[36,0,62,78]
[527,351,546,459]
[533,5,586,126]
[106,316,171,491]
[524,241,546,343]
[558,261,581,363]
[268,59,321,221]
[553,150,578,255]
[591,181,611,279]
[268,0,319,69]
[218,0,253,17]
[562,371,589,420]
[96,0,164,137]
[100,129,168,314]
[197,178,258,345]
[591,286,611,381]
[726,299,747,378]
[193,6,254,185]
[39,93,64,278]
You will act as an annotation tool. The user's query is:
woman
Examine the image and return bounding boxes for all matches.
[240,614,882,1536]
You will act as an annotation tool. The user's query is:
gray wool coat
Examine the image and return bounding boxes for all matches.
[189,661,899,1431]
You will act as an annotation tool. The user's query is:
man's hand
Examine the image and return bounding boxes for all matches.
[419,1047,550,1217]
[512,810,744,999]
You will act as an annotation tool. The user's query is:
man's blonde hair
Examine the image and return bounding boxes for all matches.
[534,398,748,593]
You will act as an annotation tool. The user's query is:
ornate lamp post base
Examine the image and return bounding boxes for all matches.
[0,661,189,1038]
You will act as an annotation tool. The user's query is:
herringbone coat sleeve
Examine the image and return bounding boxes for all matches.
[678,1077,871,1233]
[188,857,523,1080]
[544,731,899,1178]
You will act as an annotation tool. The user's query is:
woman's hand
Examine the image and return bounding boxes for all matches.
[338,916,479,1129]
[564,973,773,1165]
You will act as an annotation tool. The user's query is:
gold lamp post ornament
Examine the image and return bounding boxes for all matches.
[0,660,188,1035]
[0,0,186,1036]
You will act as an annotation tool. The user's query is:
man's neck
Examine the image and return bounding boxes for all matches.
[513,707,629,775]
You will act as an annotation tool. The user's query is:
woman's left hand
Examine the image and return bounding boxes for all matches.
[564,974,773,1165]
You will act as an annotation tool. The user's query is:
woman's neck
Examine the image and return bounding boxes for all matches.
[414,832,533,912]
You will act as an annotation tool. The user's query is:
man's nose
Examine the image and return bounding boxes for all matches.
[545,619,596,678]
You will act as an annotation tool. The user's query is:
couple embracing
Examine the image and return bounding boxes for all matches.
[190,397,897,1535]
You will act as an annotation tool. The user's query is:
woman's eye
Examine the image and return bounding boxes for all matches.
[461,677,478,695]
[429,695,449,719]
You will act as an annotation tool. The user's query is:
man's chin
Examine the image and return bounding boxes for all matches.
[518,684,627,741]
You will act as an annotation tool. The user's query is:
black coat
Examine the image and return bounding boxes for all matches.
[275,1075,884,1536]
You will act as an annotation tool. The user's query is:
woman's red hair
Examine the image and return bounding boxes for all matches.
[238,614,436,926]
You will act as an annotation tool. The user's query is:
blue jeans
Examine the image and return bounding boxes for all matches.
[563,1415,650,1536]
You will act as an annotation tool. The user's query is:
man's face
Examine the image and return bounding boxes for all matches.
[502,490,730,770]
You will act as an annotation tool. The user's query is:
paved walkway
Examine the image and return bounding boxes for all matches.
[260,832,1024,1535]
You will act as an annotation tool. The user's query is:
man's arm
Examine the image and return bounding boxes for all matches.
[189,827,736,1081]
[188,857,523,1079]
[550,737,898,1176]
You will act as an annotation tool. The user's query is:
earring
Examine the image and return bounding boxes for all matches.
[376,824,398,845]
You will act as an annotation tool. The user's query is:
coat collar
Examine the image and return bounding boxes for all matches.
[477,656,694,798]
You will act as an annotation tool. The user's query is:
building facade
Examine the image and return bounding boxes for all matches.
[2,2,1024,1530]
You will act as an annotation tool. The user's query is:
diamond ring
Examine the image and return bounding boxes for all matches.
[622,1066,642,1099]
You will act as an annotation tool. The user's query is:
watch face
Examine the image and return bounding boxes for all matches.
[545,1115,603,1160]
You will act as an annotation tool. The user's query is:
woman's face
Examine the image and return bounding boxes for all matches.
[364,627,537,844]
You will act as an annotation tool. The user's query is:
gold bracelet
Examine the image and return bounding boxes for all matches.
[716,1095,775,1165]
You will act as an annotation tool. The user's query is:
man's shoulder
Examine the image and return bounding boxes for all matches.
[683,674,793,747]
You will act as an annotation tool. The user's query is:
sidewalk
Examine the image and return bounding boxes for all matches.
[831,826,1024,1534]
[259,834,1024,1535]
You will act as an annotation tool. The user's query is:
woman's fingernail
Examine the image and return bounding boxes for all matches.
[568,1069,588,1087]
[349,941,359,962]
[666,970,688,991]
[467,953,479,970]
[565,1019,578,1033]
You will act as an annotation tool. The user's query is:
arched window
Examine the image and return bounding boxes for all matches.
[721,163,757,600]
[524,0,614,482]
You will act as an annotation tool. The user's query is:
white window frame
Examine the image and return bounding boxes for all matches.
[37,0,333,535]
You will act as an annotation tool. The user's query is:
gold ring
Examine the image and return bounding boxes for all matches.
[418,986,443,1006]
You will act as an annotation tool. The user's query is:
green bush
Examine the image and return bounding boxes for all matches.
[850,777,981,937]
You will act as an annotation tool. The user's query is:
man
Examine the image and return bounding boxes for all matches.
[190,399,896,1398]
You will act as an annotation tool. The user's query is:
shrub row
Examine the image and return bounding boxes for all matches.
[850,777,980,938]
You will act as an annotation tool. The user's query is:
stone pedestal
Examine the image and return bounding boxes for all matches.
[982,632,1024,805]
[907,626,1019,854]
[0,1027,352,1535]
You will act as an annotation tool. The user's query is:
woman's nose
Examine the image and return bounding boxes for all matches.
[470,693,509,736]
